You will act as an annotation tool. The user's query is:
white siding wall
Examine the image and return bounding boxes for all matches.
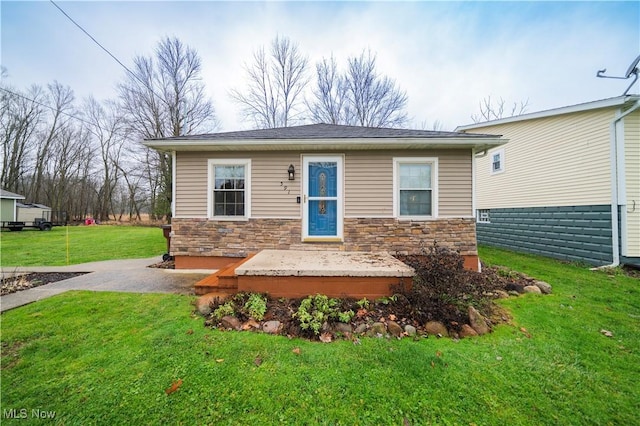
[624,109,640,257]
[471,109,615,209]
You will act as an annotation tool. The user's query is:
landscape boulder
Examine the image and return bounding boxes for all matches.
[459,324,478,338]
[523,285,542,294]
[387,320,403,338]
[404,325,417,337]
[262,320,282,334]
[195,293,219,316]
[424,321,449,337]
[220,315,241,330]
[366,322,387,337]
[468,306,490,335]
[534,280,552,294]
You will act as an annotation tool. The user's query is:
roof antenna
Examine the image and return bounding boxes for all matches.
[596,54,640,95]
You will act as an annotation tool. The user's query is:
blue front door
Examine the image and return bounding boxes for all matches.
[303,156,342,240]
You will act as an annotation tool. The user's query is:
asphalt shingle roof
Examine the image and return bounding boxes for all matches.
[147,123,497,141]
[0,189,25,199]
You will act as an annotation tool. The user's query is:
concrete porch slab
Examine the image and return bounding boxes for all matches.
[235,250,415,278]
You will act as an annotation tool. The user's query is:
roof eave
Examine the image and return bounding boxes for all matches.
[456,94,640,130]
[143,137,507,152]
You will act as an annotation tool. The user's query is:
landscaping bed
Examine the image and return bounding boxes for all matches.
[1,272,88,295]
[198,245,552,341]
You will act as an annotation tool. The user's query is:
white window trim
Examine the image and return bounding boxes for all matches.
[207,158,251,220]
[476,209,490,223]
[490,148,505,175]
[392,157,438,219]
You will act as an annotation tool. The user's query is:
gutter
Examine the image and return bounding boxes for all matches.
[607,99,640,267]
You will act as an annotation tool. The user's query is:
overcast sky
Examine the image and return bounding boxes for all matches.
[2,1,639,131]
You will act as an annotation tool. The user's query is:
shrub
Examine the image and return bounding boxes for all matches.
[212,301,236,320]
[294,294,339,335]
[396,242,492,328]
[337,310,355,323]
[243,293,267,321]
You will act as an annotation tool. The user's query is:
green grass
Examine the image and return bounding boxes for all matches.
[0,225,166,266]
[1,247,639,424]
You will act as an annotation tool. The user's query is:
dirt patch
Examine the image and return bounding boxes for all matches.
[1,272,88,296]
[148,260,175,269]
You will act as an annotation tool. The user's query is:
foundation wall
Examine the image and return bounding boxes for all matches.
[171,217,478,270]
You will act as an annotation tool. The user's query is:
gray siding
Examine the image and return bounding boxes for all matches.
[477,205,613,266]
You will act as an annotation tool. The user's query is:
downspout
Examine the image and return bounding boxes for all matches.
[171,150,177,219]
[471,147,481,272]
[605,99,640,268]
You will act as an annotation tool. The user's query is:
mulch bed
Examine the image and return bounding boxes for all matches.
[201,262,545,341]
[1,272,88,296]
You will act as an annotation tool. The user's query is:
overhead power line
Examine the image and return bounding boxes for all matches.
[0,86,95,128]
[49,0,165,102]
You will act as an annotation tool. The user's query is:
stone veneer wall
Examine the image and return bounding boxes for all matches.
[170,217,477,258]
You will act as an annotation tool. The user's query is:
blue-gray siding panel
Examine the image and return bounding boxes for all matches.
[477,205,613,266]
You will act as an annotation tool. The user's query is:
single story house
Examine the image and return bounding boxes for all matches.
[144,124,505,272]
[0,189,25,222]
[457,95,640,267]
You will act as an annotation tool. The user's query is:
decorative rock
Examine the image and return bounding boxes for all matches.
[424,321,449,337]
[220,315,241,330]
[195,293,219,316]
[459,324,478,338]
[387,320,403,338]
[508,290,521,297]
[354,323,368,335]
[523,285,542,294]
[334,323,353,335]
[506,283,525,293]
[241,319,260,330]
[366,322,387,337]
[404,325,417,336]
[468,306,490,335]
[262,320,282,334]
[493,290,510,299]
[534,280,552,294]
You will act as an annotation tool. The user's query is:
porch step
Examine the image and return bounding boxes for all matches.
[235,250,415,299]
[194,254,256,296]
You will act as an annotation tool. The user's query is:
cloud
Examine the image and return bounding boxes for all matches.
[2,1,638,131]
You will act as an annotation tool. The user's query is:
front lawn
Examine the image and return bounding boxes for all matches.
[1,247,638,424]
[0,225,166,266]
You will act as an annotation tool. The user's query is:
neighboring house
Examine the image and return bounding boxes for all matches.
[144,124,505,271]
[0,189,26,222]
[457,95,640,267]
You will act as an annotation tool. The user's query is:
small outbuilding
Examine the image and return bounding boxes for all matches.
[16,203,53,223]
[0,189,25,222]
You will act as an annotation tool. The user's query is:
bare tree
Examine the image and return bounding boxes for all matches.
[118,36,218,220]
[416,119,445,131]
[28,81,75,203]
[309,50,408,128]
[83,97,126,221]
[307,55,351,125]
[471,96,529,123]
[46,125,93,215]
[1,83,45,193]
[231,35,309,128]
